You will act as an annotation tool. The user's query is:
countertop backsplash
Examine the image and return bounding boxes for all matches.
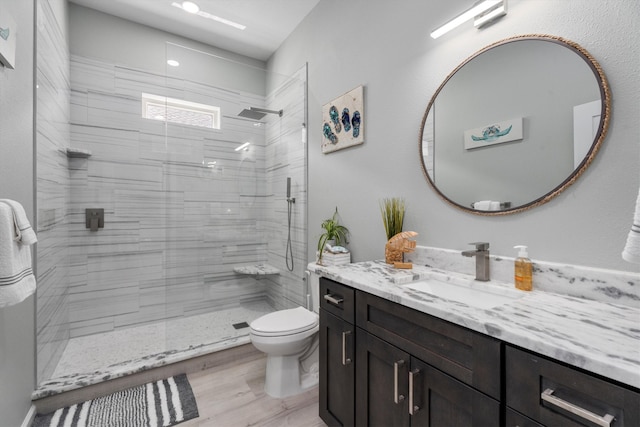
[405,246,640,308]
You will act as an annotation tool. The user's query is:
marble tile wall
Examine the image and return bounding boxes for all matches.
[65,55,306,345]
[36,0,72,384]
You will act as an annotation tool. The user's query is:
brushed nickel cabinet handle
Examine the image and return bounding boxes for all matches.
[324,293,344,305]
[341,331,352,365]
[541,388,615,427]
[393,360,405,404]
[409,369,421,415]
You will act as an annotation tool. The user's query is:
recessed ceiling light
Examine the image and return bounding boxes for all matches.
[167,59,180,67]
[181,1,200,14]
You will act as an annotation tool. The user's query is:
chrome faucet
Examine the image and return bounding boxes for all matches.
[461,242,490,281]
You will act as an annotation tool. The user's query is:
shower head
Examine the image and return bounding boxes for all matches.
[237,107,283,120]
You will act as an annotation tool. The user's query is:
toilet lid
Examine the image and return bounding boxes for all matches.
[250,306,318,336]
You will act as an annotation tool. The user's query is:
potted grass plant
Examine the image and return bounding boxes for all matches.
[380,197,406,263]
[317,207,349,264]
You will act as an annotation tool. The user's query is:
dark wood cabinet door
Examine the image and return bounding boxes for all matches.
[319,309,355,427]
[409,357,501,427]
[356,329,411,427]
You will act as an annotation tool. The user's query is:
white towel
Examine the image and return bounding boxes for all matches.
[0,201,37,308]
[474,200,503,211]
[473,200,492,210]
[622,187,640,264]
[489,201,501,211]
[0,199,37,245]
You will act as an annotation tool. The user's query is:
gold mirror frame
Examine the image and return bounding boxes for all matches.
[419,34,611,216]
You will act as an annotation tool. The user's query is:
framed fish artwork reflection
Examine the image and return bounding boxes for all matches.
[464,117,523,150]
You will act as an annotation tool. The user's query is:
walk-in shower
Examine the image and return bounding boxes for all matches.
[35,27,308,396]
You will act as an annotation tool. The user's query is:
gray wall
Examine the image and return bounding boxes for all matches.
[0,0,35,424]
[268,0,639,273]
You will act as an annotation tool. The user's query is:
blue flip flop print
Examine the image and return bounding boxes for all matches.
[323,122,338,144]
[329,105,341,133]
[341,108,351,132]
[351,111,361,138]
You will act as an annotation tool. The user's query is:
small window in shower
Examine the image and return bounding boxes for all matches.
[141,93,221,129]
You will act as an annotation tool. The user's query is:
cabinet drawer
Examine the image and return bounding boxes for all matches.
[320,278,355,324]
[506,345,640,426]
[356,291,501,400]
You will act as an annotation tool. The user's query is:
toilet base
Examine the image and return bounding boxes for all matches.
[264,355,319,399]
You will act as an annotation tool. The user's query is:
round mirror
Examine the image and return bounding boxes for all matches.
[419,34,610,215]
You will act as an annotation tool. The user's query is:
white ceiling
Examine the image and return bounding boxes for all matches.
[69,0,321,61]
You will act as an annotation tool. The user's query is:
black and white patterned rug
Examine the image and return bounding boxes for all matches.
[33,374,199,427]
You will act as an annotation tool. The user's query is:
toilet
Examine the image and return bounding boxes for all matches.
[250,271,320,398]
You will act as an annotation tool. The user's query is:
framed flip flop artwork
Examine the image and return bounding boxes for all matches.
[322,85,364,153]
[0,8,16,69]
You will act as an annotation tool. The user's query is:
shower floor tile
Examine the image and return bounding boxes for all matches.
[35,300,274,399]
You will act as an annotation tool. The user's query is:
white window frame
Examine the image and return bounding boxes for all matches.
[141,93,221,129]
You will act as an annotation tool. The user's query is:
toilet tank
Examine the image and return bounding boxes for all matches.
[306,270,320,313]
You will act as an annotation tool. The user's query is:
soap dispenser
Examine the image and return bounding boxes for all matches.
[514,245,533,291]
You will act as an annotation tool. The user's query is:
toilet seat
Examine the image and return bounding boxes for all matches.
[250,306,318,337]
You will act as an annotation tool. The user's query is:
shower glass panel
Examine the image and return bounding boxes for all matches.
[36,52,176,386]
[161,44,308,357]
[34,32,306,392]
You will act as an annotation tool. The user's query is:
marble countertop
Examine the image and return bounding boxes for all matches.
[309,260,640,389]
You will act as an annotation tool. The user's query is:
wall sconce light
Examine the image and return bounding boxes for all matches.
[430,0,508,39]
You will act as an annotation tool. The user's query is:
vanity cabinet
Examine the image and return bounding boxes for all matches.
[506,345,640,427]
[355,330,500,426]
[319,278,355,426]
[319,277,640,427]
[319,277,500,426]
[355,291,500,426]
[355,290,502,400]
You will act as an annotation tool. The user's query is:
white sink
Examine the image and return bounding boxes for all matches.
[402,274,525,309]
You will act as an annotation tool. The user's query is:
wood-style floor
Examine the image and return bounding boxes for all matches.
[182,356,326,427]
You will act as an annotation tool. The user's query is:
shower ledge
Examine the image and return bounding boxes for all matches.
[233,263,280,276]
[65,147,92,158]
